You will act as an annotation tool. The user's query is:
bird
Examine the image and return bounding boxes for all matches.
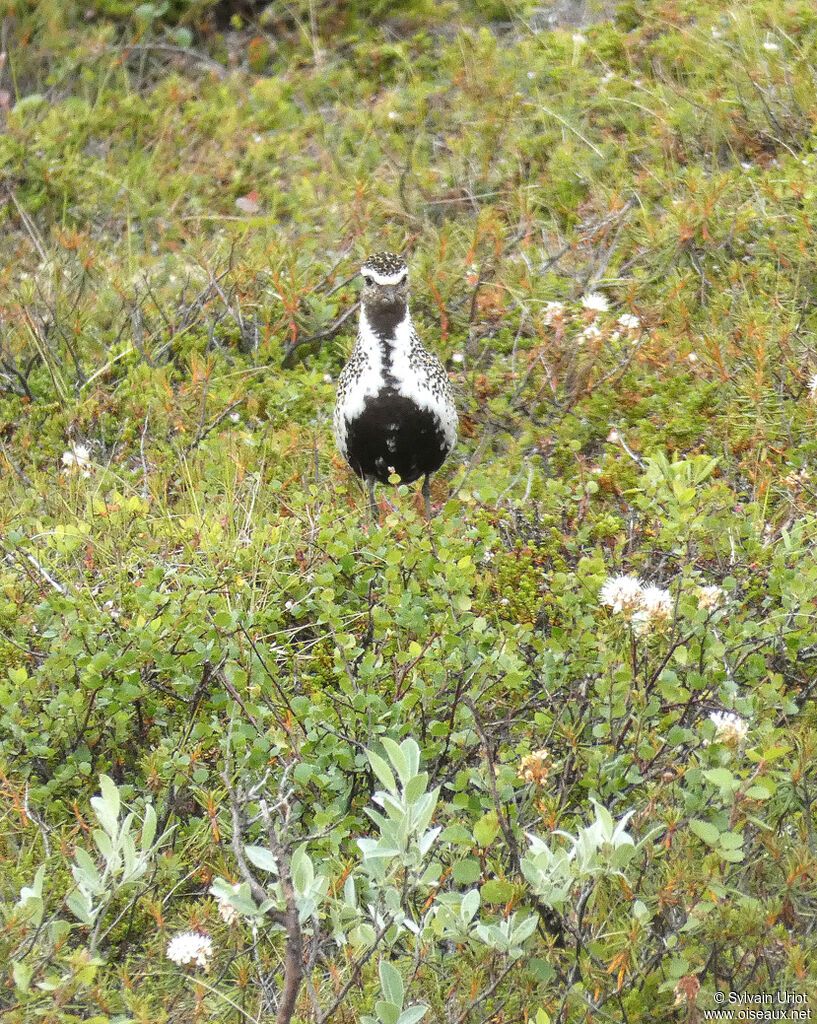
[333,252,458,518]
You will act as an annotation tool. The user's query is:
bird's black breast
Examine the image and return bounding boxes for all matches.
[344,390,451,485]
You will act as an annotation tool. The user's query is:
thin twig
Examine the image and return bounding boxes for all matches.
[316,916,394,1024]
[282,302,359,368]
[453,957,520,1024]
[223,769,286,925]
[0,441,34,488]
[1,539,68,596]
[186,398,244,452]
[5,187,48,262]
[461,696,520,874]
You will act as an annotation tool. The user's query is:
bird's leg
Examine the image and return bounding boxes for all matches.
[366,477,378,519]
[422,474,433,520]
[422,475,439,556]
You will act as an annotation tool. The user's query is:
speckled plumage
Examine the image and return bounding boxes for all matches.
[334,253,457,507]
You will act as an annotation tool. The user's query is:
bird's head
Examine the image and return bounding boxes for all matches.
[360,252,409,321]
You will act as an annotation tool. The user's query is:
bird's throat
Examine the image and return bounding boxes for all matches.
[361,299,409,338]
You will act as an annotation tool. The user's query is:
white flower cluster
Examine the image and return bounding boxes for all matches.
[602,575,730,629]
[543,300,566,325]
[166,931,213,969]
[581,292,609,313]
[61,443,93,477]
[600,574,644,614]
[633,585,673,633]
[697,585,725,611]
[541,295,644,343]
[600,575,674,634]
[579,323,602,342]
[707,710,749,746]
[807,373,817,402]
[616,312,641,332]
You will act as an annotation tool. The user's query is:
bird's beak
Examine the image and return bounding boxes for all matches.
[381,286,397,304]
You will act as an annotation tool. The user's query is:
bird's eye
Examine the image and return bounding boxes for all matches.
[361,272,372,283]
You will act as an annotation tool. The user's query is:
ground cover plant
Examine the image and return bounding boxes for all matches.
[1,0,817,1020]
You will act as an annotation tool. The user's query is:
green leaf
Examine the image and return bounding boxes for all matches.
[290,846,314,893]
[92,828,114,864]
[718,830,743,849]
[367,750,396,792]
[245,845,279,875]
[703,768,737,790]
[689,820,720,847]
[452,858,481,885]
[529,959,557,983]
[13,963,34,992]
[461,889,480,922]
[396,1006,429,1024]
[91,774,121,836]
[379,961,404,1007]
[473,811,500,848]
[440,825,473,844]
[66,888,95,925]
[480,879,515,903]
[760,745,792,762]
[375,1001,400,1024]
[141,804,157,851]
[404,772,428,804]
[73,847,102,890]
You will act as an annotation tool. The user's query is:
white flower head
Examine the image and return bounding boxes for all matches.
[639,585,673,621]
[580,323,603,342]
[543,300,565,324]
[807,372,817,402]
[581,292,609,313]
[600,574,644,614]
[61,443,92,476]
[451,352,464,364]
[631,585,673,634]
[617,312,641,332]
[707,711,749,746]
[762,38,779,52]
[697,585,725,611]
[166,931,213,970]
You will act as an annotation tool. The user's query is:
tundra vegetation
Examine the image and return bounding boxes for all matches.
[1,0,816,1021]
